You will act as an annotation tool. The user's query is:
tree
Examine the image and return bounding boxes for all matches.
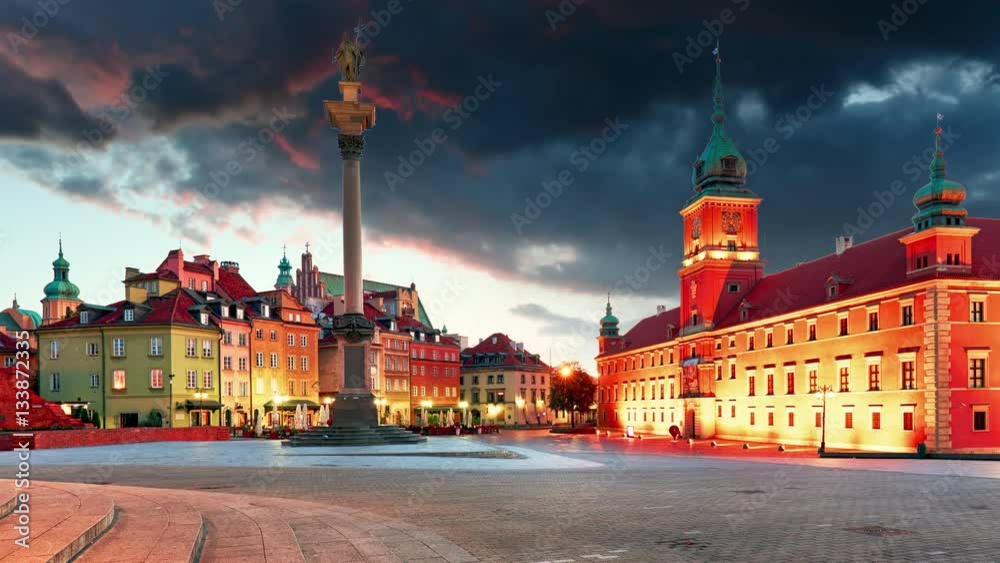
[90,411,102,429]
[548,363,597,427]
[79,409,91,425]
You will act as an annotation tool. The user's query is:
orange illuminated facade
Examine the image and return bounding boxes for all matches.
[596,65,1000,453]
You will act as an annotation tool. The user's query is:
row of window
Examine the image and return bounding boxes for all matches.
[411,349,459,361]
[601,296,989,376]
[50,337,216,359]
[49,369,215,392]
[222,332,249,346]
[384,356,410,372]
[223,356,250,371]
[253,352,310,371]
[411,366,458,377]
[411,385,459,398]
[460,374,549,386]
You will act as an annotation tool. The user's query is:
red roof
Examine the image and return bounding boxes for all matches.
[603,307,682,357]
[46,291,217,329]
[461,333,547,368]
[716,217,1000,329]
[183,261,214,275]
[601,218,1000,357]
[126,271,178,282]
[217,268,259,302]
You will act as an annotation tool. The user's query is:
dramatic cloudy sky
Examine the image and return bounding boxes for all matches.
[3,0,999,370]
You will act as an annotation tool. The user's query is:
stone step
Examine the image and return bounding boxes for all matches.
[0,482,17,519]
[76,485,205,563]
[14,483,478,563]
[289,425,426,447]
[0,482,115,563]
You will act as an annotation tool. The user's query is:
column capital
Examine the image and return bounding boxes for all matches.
[339,134,365,160]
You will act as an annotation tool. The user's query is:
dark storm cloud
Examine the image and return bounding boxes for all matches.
[3,0,1000,304]
[0,57,115,146]
[511,303,592,338]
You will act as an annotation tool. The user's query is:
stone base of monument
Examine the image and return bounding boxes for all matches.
[286,424,426,446]
[286,392,426,446]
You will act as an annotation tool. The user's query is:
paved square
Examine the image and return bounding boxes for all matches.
[9,431,1000,561]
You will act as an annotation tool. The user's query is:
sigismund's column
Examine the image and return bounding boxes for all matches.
[324,31,378,426]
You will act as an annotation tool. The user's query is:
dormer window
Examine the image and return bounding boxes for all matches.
[262,304,270,318]
[694,160,704,177]
[829,286,837,298]
[236,308,244,320]
[80,311,90,324]
[200,312,209,325]
[221,307,229,318]
[123,309,134,322]
[721,157,737,171]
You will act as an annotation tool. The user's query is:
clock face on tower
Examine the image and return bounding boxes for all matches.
[722,211,743,235]
[691,216,702,240]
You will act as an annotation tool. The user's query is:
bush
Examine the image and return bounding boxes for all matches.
[90,411,102,428]
[79,409,91,424]
[142,410,164,427]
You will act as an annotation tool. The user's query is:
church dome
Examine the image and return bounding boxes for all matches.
[912,121,968,231]
[43,240,81,301]
[43,279,80,300]
[599,297,620,337]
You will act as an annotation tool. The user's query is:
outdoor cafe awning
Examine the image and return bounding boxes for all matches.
[184,399,223,410]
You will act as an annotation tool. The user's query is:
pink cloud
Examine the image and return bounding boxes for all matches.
[273,132,321,171]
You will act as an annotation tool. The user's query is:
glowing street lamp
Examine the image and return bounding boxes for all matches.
[515,396,525,425]
[814,385,836,454]
[458,400,469,427]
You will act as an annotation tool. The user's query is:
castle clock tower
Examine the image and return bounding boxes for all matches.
[678,47,764,336]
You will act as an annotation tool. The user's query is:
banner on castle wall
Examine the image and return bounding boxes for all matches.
[681,358,700,395]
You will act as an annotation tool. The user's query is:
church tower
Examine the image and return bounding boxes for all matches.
[678,46,764,335]
[899,116,978,275]
[275,247,294,293]
[41,238,82,325]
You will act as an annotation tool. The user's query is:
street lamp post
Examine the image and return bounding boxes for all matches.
[167,373,175,428]
[814,385,836,454]
[272,394,285,428]
[458,400,469,427]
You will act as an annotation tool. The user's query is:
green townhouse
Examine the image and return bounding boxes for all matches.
[37,289,224,428]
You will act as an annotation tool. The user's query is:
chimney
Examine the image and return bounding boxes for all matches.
[125,267,140,280]
[221,261,240,273]
[656,305,666,314]
[835,235,854,256]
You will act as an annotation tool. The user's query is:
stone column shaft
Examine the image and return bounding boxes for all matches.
[342,156,363,315]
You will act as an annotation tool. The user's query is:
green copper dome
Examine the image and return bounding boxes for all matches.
[43,240,80,300]
[690,47,756,203]
[599,296,620,337]
[275,248,294,289]
[912,122,968,231]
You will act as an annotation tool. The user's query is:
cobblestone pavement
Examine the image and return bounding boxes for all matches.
[29,431,1000,562]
